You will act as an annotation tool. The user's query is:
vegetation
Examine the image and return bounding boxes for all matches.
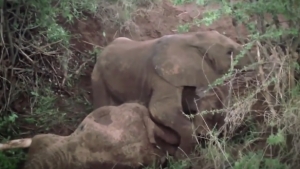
[0,0,300,168]
[172,0,300,169]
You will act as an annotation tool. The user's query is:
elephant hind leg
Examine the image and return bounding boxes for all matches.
[141,110,179,146]
[141,113,156,145]
[91,66,114,109]
[154,124,179,146]
[149,86,197,159]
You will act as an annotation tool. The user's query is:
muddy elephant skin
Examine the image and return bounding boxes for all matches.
[19,103,178,169]
[0,90,231,169]
[91,30,253,158]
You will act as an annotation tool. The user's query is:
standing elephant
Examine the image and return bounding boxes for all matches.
[0,103,179,169]
[91,30,253,158]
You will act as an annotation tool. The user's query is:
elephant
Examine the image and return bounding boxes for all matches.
[91,30,254,159]
[0,89,232,169]
[0,103,179,169]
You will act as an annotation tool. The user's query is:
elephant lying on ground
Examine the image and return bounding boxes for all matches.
[0,86,231,169]
[91,30,253,158]
[0,103,179,169]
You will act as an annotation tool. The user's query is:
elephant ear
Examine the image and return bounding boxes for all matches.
[151,37,217,87]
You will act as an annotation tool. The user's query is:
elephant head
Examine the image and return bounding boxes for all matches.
[191,30,253,73]
[152,30,255,87]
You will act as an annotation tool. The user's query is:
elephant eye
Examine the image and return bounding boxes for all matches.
[226,48,234,56]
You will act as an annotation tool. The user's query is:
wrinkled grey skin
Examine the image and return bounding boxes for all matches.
[23,90,231,169]
[91,30,254,159]
[23,103,179,169]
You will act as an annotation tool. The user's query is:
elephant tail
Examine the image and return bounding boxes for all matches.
[0,138,32,150]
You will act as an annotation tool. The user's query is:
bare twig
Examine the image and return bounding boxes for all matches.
[75,57,94,75]
[256,41,277,119]
[83,41,104,49]
[256,12,266,34]
[3,0,17,65]
[271,14,281,30]
[13,44,34,64]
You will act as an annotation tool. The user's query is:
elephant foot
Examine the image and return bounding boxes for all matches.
[174,143,196,159]
[174,148,188,160]
[174,150,194,168]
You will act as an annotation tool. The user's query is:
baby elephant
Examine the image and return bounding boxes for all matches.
[0,103,179,169]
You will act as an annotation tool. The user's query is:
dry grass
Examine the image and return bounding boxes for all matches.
[94,0,161,33]
[189,40,299,168]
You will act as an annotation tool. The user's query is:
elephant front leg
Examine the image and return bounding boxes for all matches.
[149,87,198,160]
[141,114,156,145]
[141,110,179,146]
[91,67,116,109]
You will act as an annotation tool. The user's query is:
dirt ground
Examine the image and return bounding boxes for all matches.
[45,0,251,136]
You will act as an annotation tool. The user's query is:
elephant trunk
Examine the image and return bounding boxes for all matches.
[23,145,72,169]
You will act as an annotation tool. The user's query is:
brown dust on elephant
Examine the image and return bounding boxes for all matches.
[0,103,180,169]
[91,30,254,159]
